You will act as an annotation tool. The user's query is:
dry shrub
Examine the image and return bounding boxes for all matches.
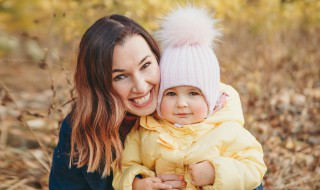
[219,25,320,189]
[0,8,319,190]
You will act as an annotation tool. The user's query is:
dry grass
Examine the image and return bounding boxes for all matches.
[0,25,319,189]
[219,26,320,189]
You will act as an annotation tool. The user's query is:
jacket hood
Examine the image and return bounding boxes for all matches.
[140,83,244,132]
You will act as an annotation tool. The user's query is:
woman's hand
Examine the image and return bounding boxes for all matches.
[132,177,172,190]
[188,161,215,187]
[158,174,186,190]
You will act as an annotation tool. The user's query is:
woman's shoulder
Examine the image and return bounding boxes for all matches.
[59,114,72,135]
[56,114,73,150]
[50,114,114,190]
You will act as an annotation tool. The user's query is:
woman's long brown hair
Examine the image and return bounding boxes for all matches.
[70,15,160,177]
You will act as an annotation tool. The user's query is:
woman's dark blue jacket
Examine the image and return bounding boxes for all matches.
[49,117,114,190]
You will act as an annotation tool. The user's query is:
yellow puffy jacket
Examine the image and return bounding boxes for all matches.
[113,84,267,190]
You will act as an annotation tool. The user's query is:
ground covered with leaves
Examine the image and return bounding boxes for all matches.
[0,17,319,190]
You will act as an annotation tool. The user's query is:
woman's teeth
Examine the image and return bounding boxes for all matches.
[133,92,151,104]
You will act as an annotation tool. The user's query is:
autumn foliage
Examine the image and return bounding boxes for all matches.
[0,0,319,189]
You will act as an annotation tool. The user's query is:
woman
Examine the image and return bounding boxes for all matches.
[49,14,185,190]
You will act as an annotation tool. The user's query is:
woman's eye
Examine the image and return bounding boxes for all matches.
[113,74,127,81]
[141,62,151,70]
[165,92,176,96]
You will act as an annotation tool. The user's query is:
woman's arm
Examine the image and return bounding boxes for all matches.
[49,116,113,190]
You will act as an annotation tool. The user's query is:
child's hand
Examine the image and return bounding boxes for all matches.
[133,177,172,190]
[158,173,187,189]
[188,161,215,187]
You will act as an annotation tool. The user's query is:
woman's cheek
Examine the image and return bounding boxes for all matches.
[112,81,129,100]
[152,61,161,80]
[147,63,160,95]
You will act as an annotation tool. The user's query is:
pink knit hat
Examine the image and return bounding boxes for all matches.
[156,6,221,117]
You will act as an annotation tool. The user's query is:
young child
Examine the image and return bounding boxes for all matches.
[113,6,267,190]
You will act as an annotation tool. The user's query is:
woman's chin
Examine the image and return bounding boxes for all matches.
[126,97,157,116]
[127,104,156,116]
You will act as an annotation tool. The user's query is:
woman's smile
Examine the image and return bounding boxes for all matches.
[130,89,153,107]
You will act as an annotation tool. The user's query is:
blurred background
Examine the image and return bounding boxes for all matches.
[0,0,319,189]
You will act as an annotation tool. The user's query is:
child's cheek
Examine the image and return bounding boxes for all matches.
[160,99,172,116]
[194,101,209,119]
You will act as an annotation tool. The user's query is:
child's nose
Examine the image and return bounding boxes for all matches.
[176,97,188,108]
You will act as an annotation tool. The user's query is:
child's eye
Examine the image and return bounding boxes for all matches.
[141,62,151,70]
[165,92,176,96]
[113,74,127,81]
[189,92,200,96]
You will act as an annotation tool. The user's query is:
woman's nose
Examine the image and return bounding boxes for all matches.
[131,76,148,94]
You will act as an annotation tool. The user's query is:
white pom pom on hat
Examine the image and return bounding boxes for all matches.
[156,5,222,118]
[156,5,221,48]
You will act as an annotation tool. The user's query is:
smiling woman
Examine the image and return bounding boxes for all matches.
[49,14,184,190]
[112,35,160,116]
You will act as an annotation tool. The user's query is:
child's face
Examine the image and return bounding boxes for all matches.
[160,86,208,125]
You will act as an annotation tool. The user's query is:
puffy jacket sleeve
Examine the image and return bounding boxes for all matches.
[203,122,267,190]
[113,127,155,190]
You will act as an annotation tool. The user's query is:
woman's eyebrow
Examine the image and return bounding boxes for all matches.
[112,55,151,73]
[138,55,151,66]
[112,68,124,73]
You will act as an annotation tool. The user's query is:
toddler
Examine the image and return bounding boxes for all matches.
[113,6,267,190]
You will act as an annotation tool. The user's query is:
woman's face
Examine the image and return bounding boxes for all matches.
[112,35,160,116]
